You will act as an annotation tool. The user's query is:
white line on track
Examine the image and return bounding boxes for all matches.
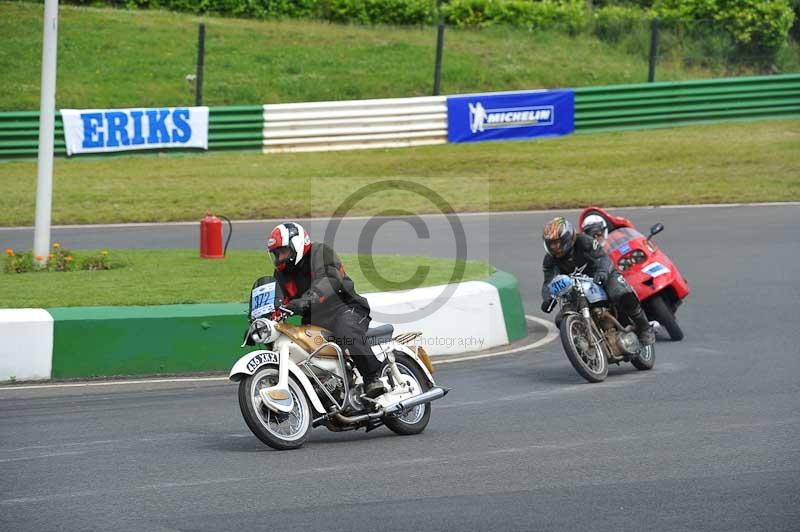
[0,451,86,463]
[0,317,558,391]
[2,202,797,231]
[436,315,558,365]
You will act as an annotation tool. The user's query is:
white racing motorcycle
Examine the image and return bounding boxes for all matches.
[229,276,449,450]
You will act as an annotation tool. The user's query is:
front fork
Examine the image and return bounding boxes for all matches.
[258,343,294,414]
[578,300,606,355]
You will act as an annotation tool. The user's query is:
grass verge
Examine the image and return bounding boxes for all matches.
[0,250,493,307]
[1,120,798,226]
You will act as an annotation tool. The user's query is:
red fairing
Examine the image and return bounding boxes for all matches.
[578,206,634,232]
[583,206,690,306]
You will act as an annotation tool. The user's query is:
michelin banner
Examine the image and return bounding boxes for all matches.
[447,90,574,143]
[61,107,209,156]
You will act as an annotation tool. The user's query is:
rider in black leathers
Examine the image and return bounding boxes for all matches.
[540,217,655,346]
[266,222,385,397]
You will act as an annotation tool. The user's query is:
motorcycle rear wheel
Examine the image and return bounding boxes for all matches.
[238,366,311,450]
[383,354,432,436]
[560,314,609,383]
[645,294,684,341]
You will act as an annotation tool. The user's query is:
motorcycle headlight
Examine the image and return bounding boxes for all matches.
[251,318,275,344]
[631,250,647,264]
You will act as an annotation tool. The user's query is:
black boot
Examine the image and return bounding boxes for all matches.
[631,308,655,346]
[363,374,386,398]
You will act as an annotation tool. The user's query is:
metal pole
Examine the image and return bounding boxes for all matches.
[33,0,59,265]
[433,22,445,96]
[648,18,659,83]
[195,23,205,106]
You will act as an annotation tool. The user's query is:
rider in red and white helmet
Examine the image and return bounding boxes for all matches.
[266,222,385,397]
[267,222,312,272]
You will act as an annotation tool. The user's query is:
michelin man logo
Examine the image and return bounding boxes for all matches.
[467,101,554,134]
[469,102,488,133]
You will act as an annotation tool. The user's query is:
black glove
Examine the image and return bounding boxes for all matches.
[541,298,555,313]
[593,271,608,285]
[284,298,309,316]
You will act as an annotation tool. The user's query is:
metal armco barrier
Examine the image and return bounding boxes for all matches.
[1,74,798,159]
[0,105,263,158]
[262,96,447,153]
[574,74,800,132]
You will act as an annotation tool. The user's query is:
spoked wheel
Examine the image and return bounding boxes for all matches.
[631,343,656,371]
[383,354,432,436]
[238,366,311,450]
[560,314,609,383]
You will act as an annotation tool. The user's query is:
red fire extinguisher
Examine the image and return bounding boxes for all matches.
[200,212,231,259]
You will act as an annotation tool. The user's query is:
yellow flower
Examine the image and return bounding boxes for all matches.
[65,256,73,262]
[48,253,55,260]
[4,248,13,257]
[100,250,109,257]
[53,243,61,249]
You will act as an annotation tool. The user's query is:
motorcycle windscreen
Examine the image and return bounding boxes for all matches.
[605,227,645,255]
[249,276,284,321]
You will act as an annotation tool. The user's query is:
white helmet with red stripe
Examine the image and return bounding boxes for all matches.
[267,222,311,270]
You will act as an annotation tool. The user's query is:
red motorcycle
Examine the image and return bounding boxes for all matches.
[578,207,690,341]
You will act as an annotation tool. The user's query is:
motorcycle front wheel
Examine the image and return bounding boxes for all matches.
[560,314,609,383]
[645,294,684,341]
[238,366,311,450]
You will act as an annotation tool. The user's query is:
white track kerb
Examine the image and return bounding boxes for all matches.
[0,272,526,381]
[0,309,54,380]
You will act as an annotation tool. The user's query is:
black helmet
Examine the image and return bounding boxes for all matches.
[542,217,576,258]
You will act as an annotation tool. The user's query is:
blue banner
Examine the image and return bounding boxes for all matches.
[447,90,574,143]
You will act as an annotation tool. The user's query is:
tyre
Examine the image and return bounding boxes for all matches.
[560,314,609,383]
[383,354,432,436]
[645,294,684,341]
[631,343,656,371]
[238,365,311,450]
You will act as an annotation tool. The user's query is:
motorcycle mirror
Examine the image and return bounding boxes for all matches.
[648,223,664,240]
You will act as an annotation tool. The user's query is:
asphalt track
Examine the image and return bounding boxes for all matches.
[1,204,799,531]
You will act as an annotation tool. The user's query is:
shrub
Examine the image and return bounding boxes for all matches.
[593,4,650,42]
[442,0,590,33]
[653,0,795,55]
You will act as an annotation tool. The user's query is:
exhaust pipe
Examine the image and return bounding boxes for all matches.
[384,386,449,416]
[324,386,450,426]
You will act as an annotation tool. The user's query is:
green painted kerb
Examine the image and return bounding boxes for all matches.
[483,270,527,342]
[48,304,252,378]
